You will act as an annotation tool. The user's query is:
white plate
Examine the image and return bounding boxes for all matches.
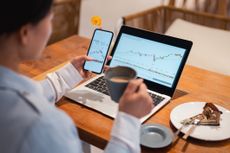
[170,102,230,141]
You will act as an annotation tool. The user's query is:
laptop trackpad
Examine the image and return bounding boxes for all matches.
[69,89,104,104]
[65,88,118,118]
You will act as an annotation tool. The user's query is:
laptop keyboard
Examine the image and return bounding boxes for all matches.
[148,92,165,106]
[85,76,165,106]
[85,76,110,95]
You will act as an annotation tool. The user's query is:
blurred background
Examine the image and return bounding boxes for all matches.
[51,0,230,76]
[52,0,230,42]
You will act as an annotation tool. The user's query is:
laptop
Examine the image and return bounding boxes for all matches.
[65,26,193,123]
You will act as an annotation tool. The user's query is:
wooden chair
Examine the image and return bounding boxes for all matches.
[122,1,230,34]
[49,0,81,44]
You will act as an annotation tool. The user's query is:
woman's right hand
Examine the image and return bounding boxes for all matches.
[118,79,154,118]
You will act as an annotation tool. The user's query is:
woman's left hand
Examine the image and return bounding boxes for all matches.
[71,55,112,79]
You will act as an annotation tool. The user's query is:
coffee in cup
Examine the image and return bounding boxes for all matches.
[110,76,130,83]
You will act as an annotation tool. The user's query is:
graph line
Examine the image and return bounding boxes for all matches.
[113,58,174,79]
[120,50,183,63]
[89,49,105,63]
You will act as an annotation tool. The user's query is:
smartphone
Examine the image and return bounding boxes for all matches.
[83,29,114,74]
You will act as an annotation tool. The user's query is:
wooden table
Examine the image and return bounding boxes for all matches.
[20,35,230,153]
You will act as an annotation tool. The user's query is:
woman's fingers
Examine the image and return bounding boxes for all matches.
[104,65,110,71]
[123,79,143,95]
[106,55,112,61]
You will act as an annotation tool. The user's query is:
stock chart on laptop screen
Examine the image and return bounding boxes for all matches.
[110,33,186,87]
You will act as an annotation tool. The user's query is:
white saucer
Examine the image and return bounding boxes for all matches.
[170,102,230,141]
[140,124,173,148]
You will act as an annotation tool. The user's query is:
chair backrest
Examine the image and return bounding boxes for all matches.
[167,0,229,17]
[123,5,230,35]
[165,19,230,75]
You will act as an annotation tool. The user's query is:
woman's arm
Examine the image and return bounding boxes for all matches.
[39,62,83,103]
[39,55,107,103]
[104,112,141,153]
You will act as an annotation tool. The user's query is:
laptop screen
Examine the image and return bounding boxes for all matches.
[109,33,186,88]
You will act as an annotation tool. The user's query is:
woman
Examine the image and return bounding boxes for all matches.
[0,0,153,153]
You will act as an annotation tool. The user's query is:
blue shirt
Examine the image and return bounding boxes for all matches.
[0,65,141,153]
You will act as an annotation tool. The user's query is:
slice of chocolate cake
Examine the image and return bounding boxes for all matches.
[181,103,222,126]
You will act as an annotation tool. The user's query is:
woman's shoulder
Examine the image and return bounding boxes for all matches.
[0,89,40,120]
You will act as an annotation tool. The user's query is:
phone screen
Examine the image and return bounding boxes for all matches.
[84,29,113,74]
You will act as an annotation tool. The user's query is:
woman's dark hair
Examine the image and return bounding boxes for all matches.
[0,0,53,35]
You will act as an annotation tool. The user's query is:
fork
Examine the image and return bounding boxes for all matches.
[173,121,189,142]
[182,119,200,140]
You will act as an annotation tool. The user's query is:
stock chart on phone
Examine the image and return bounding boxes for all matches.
[84,30,113,73]
[110,34,186,87]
